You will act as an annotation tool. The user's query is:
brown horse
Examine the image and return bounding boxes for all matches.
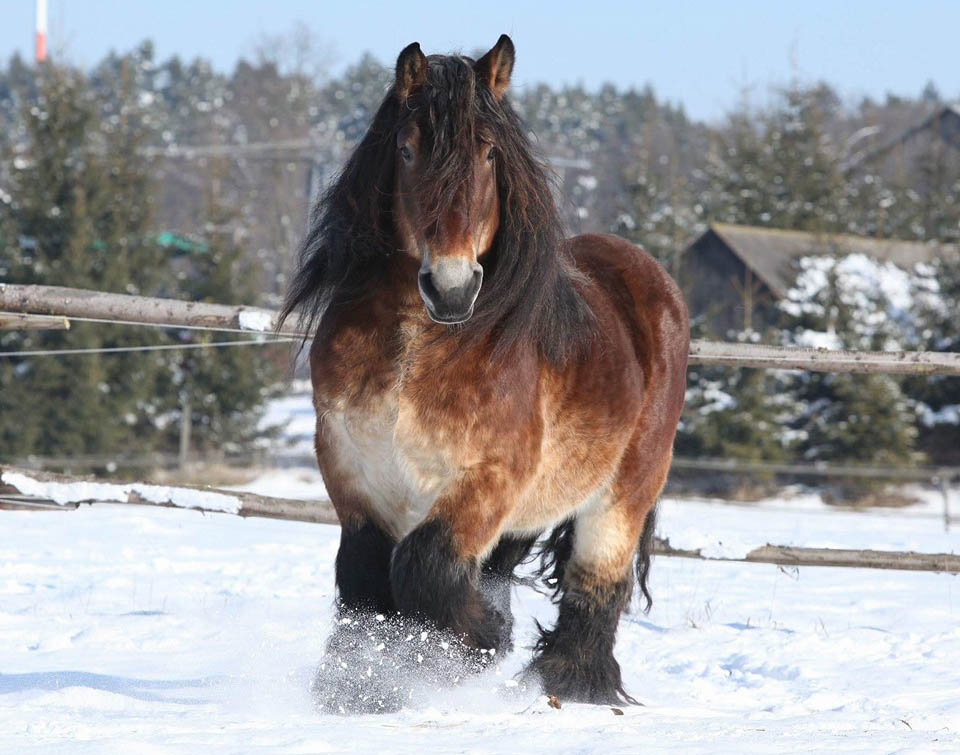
[280,34,688,710]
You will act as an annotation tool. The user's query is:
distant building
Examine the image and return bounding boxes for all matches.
[680,223,947,337]
[843,102,960,177]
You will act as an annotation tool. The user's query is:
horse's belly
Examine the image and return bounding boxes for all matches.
[322,409,451,540]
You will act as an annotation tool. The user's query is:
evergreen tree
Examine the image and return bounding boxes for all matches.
[0,64,162,458]
[0,60,282,464]
[154,162,284,456]
[614,148,702,274]
[902,253,960,463]
[703,84,846,232]
[678,360,797,462]
[779,256,920,473]
[700,108,771,227]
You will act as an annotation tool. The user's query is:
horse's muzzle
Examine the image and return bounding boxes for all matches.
[418,258,483,325]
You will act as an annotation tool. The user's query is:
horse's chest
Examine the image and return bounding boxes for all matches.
[314,324,458,538]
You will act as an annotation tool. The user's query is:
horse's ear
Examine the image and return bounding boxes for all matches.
[474,34,515,100]
[395,42,427,102]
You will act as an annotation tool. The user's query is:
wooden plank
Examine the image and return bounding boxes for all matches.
[0,312,70,330]
[670,456,960,481]
[0,465,337,525]
[688,339,960,376]
[0,283,304,337]
[653,538,960,574]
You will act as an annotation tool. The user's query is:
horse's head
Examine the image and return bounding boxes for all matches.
[281,33,587,362]
[391,36,515,325]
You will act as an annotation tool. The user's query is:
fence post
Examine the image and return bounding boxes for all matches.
[942,474,952,533]
[179,396,192,470]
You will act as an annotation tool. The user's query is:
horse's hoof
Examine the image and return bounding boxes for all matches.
[522,651,635,706]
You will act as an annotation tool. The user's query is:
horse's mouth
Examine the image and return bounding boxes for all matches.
[424,303,475,326]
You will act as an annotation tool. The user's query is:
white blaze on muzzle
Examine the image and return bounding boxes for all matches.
[428,256,479,292]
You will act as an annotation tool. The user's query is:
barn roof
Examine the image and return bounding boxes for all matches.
[843,102,960,171]
[695,223,947,299]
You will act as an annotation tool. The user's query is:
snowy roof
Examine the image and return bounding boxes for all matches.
[695,223,951,299]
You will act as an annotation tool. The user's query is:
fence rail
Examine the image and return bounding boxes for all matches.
[3,464,959,575]
[0,283,303,337]
[686,339,960,375]
[3,284,960,574]
[3,283,960,374]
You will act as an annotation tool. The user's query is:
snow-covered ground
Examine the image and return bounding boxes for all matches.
[2,468,959,754]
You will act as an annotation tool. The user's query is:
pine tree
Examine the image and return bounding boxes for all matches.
[779,256,920,479]
[678,361,797,462]
[153,161,284,457]
[703,84,846,232]
[0,63,156,458]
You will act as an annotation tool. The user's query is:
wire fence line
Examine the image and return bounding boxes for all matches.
[31,313,298,336]
[10,449,957,490]
[1,284,957,530]
[0,338,297,358]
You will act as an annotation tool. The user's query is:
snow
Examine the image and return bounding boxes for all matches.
[780,254,928,350]
[259,394,316,454]
[0,471,242,514]
[919,403,960,427]
[238,310,274,333]
[2,471,960,752]
[129,484,242,514]
[1,472,129,505]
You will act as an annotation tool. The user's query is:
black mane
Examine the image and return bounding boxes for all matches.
[279,54,593,364]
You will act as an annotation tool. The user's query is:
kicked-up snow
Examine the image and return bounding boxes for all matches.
[2,469,959,753]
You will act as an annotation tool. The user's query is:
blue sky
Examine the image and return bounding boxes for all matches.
[1,1,958,121]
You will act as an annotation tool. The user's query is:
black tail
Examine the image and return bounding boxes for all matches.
[536,504,658,613]
[635,504,657,613]
[536,519,575,600]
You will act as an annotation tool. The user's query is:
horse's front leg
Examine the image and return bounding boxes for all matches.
[334,516,396,615]
[390,466,514,653]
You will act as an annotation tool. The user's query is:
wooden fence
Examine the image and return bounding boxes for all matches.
[2,282,959,577]
[3,464,959,575]
[3,283,960,374]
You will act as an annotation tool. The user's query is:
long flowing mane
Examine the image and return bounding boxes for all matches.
[279,54,593,364]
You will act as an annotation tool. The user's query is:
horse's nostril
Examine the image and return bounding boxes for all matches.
[418,269,440,302]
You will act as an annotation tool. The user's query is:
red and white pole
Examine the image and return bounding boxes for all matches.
[35,0,48,62]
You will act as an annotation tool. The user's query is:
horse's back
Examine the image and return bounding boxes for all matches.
[568,233,689,408]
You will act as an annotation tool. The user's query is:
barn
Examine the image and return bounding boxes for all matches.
[680,222,947,337]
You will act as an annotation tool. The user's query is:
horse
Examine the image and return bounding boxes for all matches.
[279,34,689,710]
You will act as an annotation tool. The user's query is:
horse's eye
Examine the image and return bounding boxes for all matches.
[400,145,413,162]
[486,146,496,163]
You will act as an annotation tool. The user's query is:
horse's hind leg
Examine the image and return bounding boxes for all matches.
[529,450,668,704]
[528,497,642,704]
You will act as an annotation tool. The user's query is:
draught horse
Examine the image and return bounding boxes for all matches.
[279,35,689,709]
